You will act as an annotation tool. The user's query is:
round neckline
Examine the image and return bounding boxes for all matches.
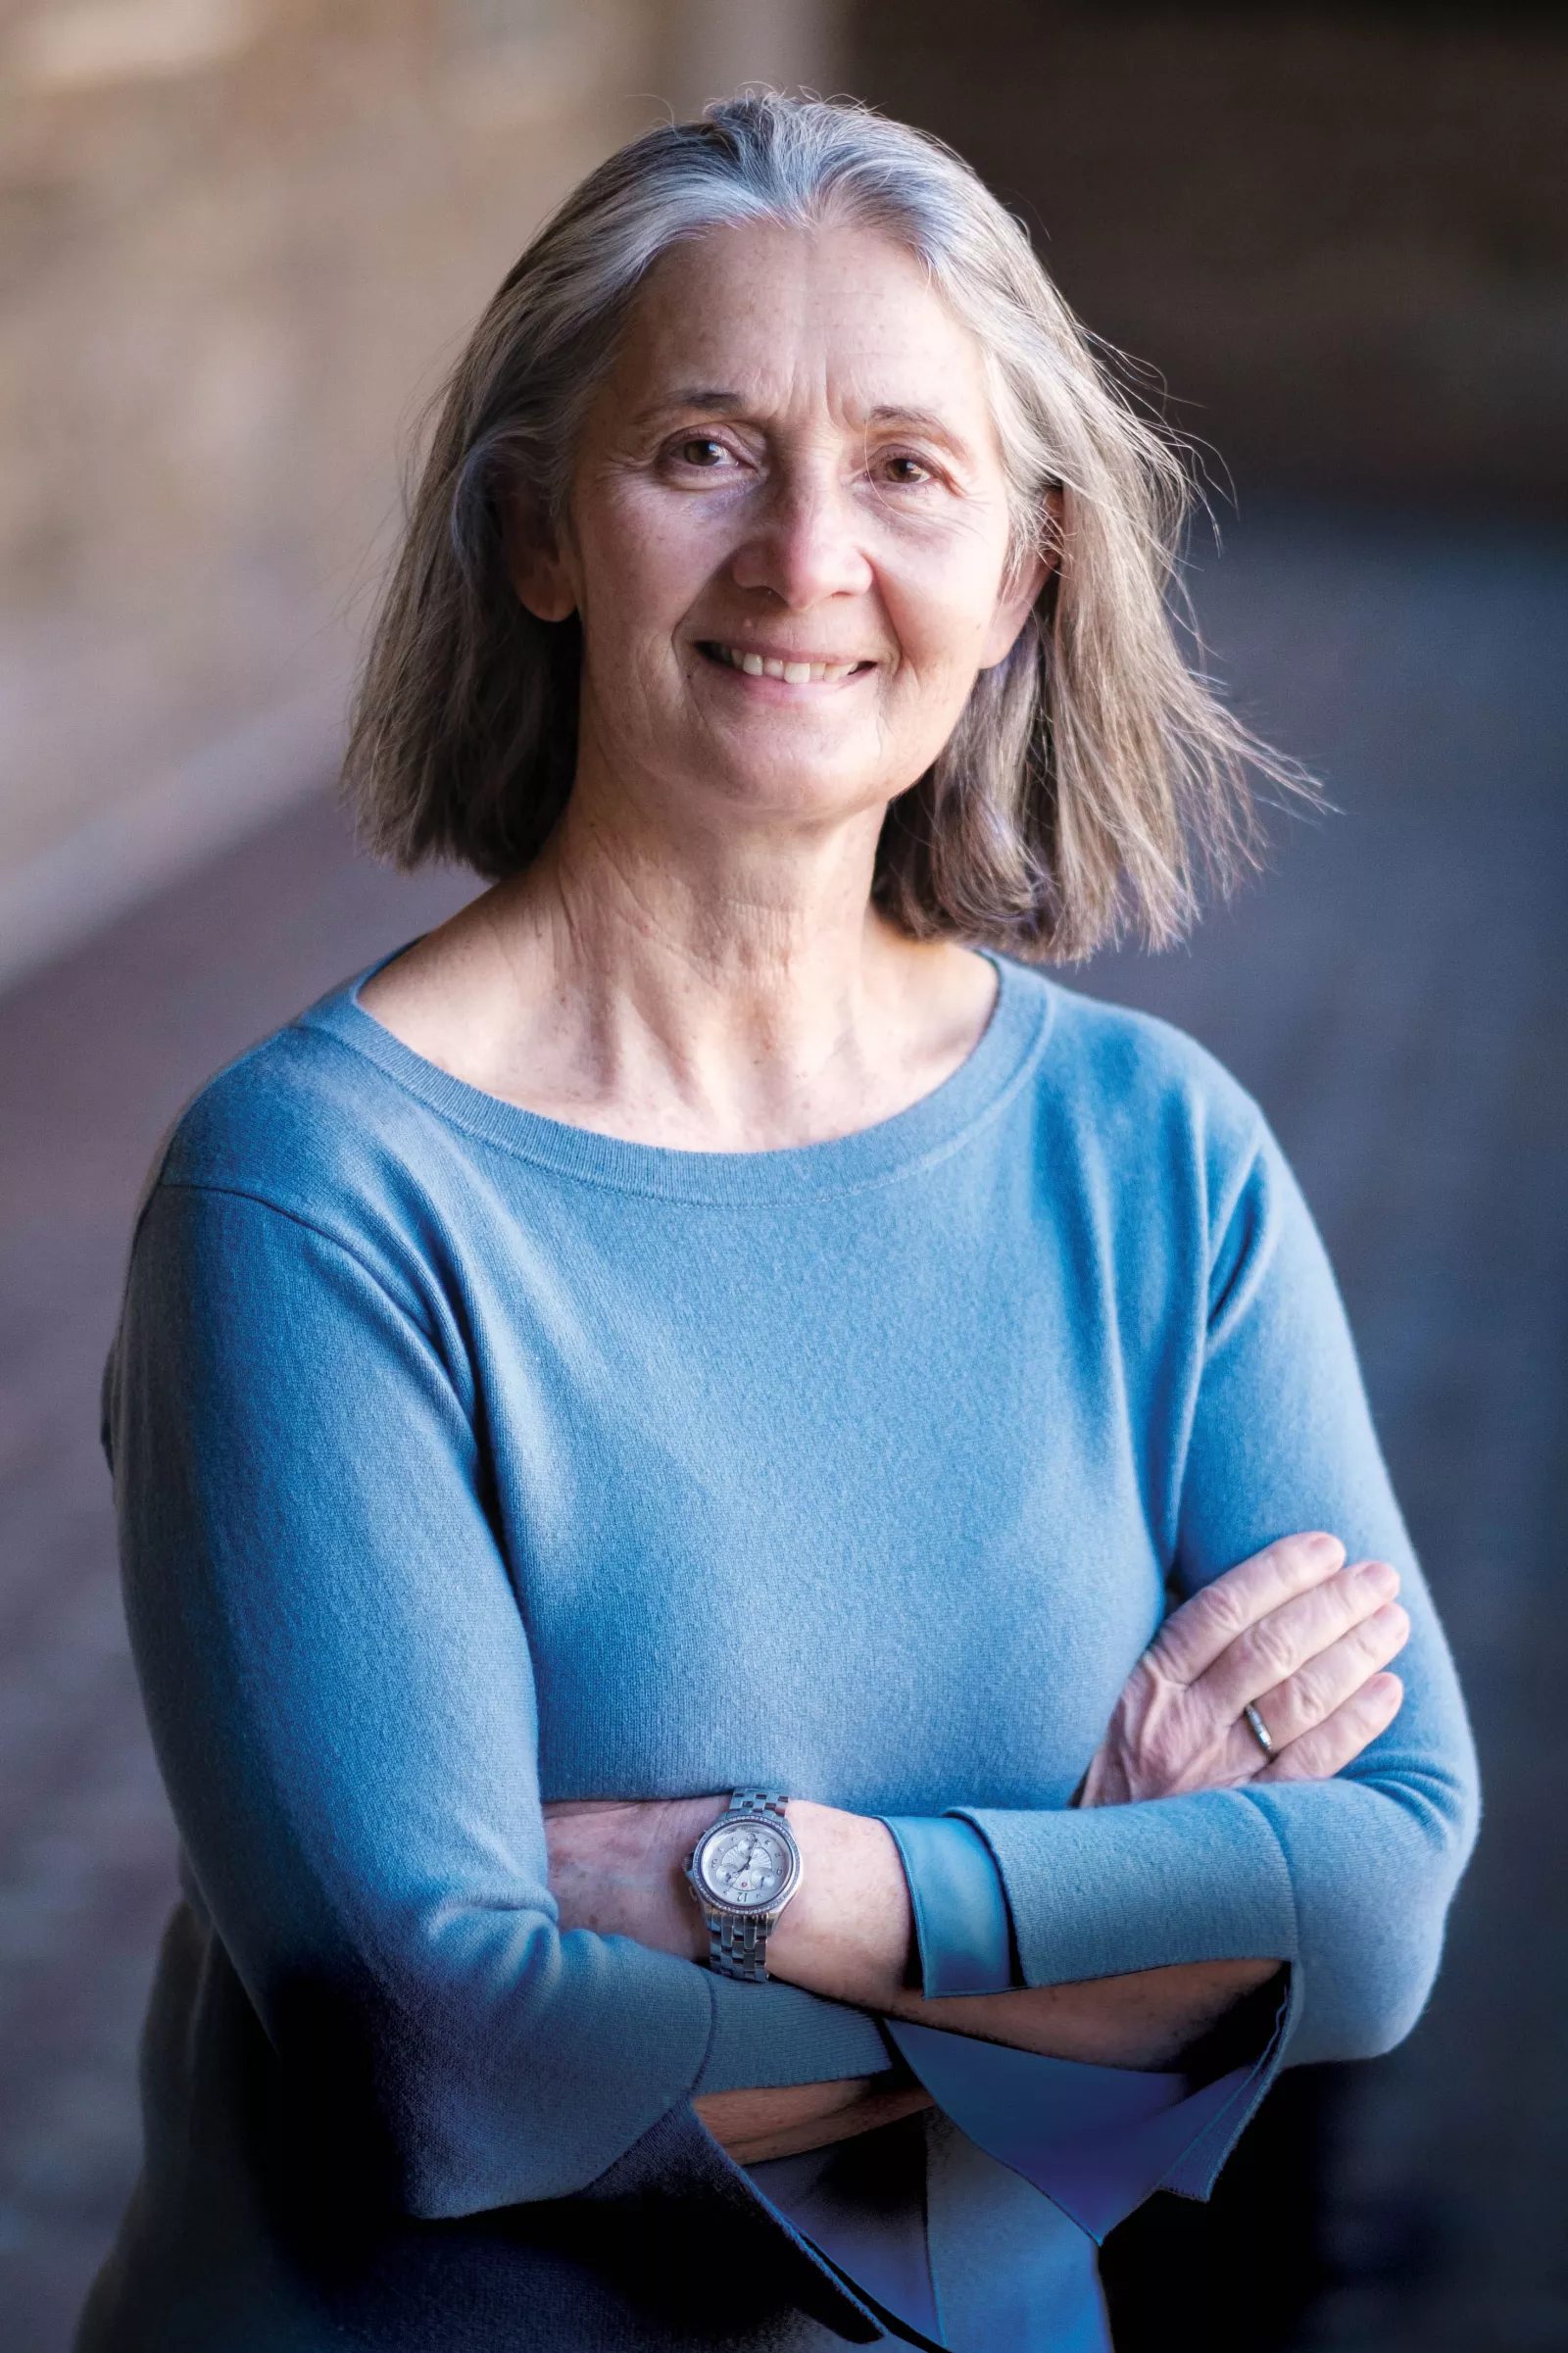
[305,949,1054,1204]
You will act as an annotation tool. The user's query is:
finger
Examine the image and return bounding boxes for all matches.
[1247,1601,1409,1750]
[1195,1557,1399,1721]
[1151,1533,1348,1684]
[1258,1673,1404,1783]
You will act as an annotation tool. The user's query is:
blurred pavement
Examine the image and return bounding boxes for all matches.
[0,802,473,2348]
[1,509,1564,2351]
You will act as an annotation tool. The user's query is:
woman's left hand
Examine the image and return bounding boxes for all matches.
[542,1525,1404,2100]
[1078,1531,1409,1809]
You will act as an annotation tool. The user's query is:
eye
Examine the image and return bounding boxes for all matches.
[877,451,936,488]
[674,436,733,469]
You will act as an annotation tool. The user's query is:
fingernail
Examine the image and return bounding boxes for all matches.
[1305,1533,1342,1561]
[1360,1560,1399,1596]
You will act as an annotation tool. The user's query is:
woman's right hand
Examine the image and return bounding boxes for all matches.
[1080,1533,1408,1808]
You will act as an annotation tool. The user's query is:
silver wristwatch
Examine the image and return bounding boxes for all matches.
[686,1789,804,1983]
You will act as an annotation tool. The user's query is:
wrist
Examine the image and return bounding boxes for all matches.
[544,1793,725,1961]
[668,1794,733,1959]
[762,1799,912,2008]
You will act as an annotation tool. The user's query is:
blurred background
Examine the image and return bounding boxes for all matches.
[1,2,1563,2347]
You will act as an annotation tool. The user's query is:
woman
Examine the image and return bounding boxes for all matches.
[82,96,1477,2352]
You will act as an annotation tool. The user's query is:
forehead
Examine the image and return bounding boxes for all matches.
[605,219,997,439]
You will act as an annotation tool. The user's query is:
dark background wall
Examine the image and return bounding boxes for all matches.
[850,0,1568,508]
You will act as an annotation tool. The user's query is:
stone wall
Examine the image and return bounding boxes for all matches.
[0,0,656,974]
[0,0,842,980]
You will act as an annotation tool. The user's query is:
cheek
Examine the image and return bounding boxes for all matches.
[575,496,710,654]
[878,517,1013,682]
[886,569,1005,692]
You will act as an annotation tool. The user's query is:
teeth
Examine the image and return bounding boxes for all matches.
[717,645,859,683]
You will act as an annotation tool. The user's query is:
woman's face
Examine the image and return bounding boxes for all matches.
[513,219,1044,842]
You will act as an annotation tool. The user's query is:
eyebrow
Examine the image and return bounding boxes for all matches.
[864,404,959,436]
[630,391,975,456]
[863,404,975,458]
[629,388,749,428]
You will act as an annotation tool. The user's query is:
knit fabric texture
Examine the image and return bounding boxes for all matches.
[79,955,1478,2351]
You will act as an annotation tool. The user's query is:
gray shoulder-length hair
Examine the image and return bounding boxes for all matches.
[346,93,1297,960]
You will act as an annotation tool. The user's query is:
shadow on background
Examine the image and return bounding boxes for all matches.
[850,0,1568,514]
[1081,509,1568,2353]
[2,6,1566,2349]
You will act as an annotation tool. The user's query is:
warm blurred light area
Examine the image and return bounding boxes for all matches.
[1,8,1565,2351]
[0,0,615,977]
[0,0,838,982]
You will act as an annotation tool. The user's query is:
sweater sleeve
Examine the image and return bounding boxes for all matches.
[956,1120,1479,2069]
[879,1815,1288,2219]
[881,1814,1016,1996]
[885,1993,1286,2241]
[107,1178,885,2279]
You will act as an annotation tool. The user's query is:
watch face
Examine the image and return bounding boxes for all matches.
[696,1820,795,1913]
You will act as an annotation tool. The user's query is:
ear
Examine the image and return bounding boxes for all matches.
[977,486,1061,669]
[503,493,577,624]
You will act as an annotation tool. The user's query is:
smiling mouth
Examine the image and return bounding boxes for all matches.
[698,642,873,684]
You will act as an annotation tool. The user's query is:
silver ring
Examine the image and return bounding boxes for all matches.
[1243,1702,1274,1759]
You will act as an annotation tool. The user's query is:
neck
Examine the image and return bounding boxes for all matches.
[548,767,888,1045]
[363,759,996,1152]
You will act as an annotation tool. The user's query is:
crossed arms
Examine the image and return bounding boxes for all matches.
[546,1530,1409,2160]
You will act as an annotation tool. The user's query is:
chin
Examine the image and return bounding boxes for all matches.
[698,757,896,830]
[685,719,896,816]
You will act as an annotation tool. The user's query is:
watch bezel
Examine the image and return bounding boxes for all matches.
[687,1808,804,1920]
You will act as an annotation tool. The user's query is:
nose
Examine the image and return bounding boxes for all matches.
[728,464,874,610]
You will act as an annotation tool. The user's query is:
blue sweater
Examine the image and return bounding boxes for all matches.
[79,956,1477,2351]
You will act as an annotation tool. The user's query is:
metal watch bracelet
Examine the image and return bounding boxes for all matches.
[691,1789,795,1984]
